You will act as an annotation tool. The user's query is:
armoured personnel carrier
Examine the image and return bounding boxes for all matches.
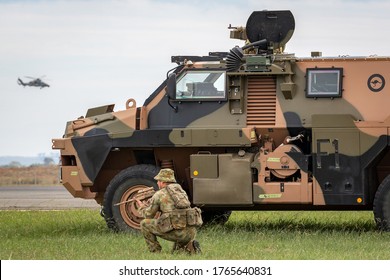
[52,10,390,232]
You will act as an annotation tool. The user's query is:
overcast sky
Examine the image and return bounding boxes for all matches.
[1,0,390,157]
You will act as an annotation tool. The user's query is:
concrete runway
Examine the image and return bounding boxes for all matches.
[0,186,100,210]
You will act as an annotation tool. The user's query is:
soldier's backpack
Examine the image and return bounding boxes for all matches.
[157,184,203,232]
[166,183,191,209]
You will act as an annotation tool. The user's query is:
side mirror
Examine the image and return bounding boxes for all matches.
[166,73,176,100]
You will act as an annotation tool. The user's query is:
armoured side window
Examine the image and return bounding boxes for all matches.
[306,68,343,98]
[176,71,226,101]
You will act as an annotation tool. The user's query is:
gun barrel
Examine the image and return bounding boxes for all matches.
[114,198,136,206]
[114,187,155,206]
[242,39,268,50]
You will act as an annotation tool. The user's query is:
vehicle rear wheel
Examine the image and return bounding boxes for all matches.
[201,210,232,226]
[103,164,159,232]
[373,175,390,231]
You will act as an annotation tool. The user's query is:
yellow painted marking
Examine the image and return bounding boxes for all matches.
[267,157,280,162]
[259,194,282,199]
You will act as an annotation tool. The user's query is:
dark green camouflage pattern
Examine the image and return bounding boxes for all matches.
[52,10,390,232]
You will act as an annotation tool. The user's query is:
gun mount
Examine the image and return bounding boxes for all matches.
[227,10,295,72]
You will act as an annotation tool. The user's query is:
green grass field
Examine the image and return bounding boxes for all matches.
[1,210,389,260]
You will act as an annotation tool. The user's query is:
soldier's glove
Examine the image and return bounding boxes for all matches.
[134,187,155,207]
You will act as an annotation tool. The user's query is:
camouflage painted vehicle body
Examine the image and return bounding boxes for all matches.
[52,10,390,231]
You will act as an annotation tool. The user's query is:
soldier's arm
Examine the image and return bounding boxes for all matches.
[138,194,160,218]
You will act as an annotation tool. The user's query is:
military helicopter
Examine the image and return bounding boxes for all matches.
[17,76,50,88]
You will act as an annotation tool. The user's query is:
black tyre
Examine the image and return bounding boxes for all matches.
[201,209,232,226]
[373,175,390,231]
[103,164,159,232]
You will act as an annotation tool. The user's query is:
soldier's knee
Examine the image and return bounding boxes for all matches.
[140,219,149,231]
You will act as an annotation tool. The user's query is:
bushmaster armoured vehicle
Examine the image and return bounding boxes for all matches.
[52,10,390,232]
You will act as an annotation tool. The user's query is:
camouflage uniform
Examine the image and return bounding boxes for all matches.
[139,169,200,253]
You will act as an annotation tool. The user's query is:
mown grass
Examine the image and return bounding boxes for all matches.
[1,210,389,260]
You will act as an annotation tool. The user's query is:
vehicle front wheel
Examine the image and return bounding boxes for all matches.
[103,164,159,232]
[373,175,390,231]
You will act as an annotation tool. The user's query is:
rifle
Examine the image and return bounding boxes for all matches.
[114,187,155,206]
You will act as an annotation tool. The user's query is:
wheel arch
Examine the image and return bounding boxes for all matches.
[91,148,156,203]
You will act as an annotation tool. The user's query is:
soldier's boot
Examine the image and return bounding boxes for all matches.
[150,248,162,253]
[172,242,186,254]
[184,240,201,255]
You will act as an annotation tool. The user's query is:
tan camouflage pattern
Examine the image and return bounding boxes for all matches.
[139,185,197,252]
[51,10,390,232]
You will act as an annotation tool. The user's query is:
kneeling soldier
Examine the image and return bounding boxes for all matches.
[137,168,202,254]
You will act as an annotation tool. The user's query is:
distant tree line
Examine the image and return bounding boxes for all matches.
[1,157,56,168]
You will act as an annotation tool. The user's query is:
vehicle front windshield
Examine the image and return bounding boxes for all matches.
[176,71,226,100]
